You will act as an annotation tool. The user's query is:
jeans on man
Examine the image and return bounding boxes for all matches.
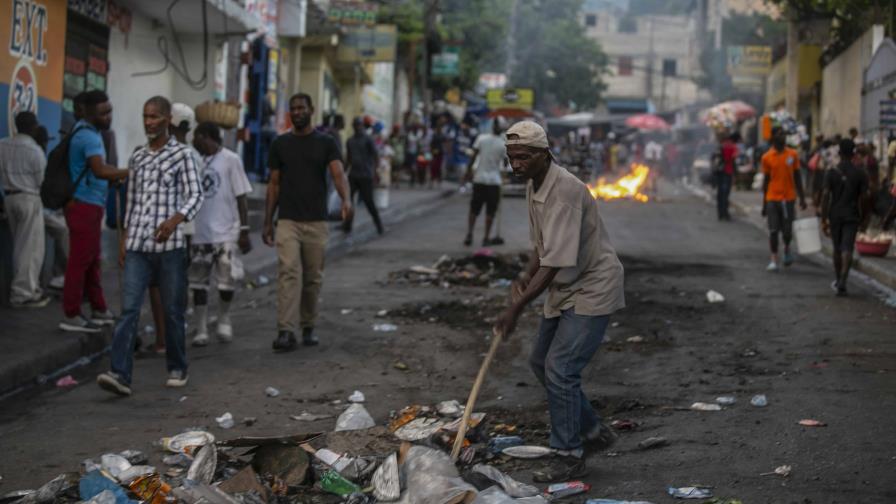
[529,309,609,452]
[343,177,383,234]
[716,172,732,219]
[110,249,188,385]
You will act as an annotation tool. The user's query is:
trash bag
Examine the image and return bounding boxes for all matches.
[18,472,80,504]
[335,403,376,431]
[186,444,217,485]
[78,470,132,504]
[471,465,539,498]
[100,454,132,480]
[397,446,477,504]
[372,453,400,502]
[472,486,516,504]
[82,489,118,504]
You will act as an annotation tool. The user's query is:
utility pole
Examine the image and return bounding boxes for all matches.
[505,0,519,84]
[785,19,799,116]
[646,16,654,107]
[422,0,440,119]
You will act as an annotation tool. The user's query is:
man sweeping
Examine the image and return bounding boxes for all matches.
[494,121,625,482]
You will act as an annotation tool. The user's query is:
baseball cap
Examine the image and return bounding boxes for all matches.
[505,120,549,149]
[171,102,195,131]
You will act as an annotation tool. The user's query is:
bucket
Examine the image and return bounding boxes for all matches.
[793,217,821,255]
[374,188,389,210]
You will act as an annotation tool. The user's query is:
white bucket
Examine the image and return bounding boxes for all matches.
[374,188,389,210]
[794,217,822,255]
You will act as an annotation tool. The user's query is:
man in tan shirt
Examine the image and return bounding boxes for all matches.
[495,121,625,483]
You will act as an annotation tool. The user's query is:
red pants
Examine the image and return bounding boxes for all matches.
[63,201,108,317]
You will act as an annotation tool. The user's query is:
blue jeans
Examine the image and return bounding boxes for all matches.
[110,249,188,385]
[716,172,732,219]
[529,310,609,452]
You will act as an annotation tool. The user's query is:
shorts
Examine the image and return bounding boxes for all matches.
[766,200,796,235]
[188,242,244,292]
[471,183,500,217]
[830,219,859,253]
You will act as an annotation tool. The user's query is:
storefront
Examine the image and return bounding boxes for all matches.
[1,0,68,143]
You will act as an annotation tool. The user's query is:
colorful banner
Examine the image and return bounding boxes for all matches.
[1,0,67,140]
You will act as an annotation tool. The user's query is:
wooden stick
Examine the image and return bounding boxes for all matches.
[450,327,503,461]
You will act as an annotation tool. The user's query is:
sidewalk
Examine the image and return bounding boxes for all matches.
[690,182,896,290]
[0,185,458,397]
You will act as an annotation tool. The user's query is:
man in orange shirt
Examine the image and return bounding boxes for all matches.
[761,127,807,271]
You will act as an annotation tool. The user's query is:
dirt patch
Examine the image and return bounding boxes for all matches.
[387,252,529,287]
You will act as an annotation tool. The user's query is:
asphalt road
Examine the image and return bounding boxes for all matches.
[1,180,894,503]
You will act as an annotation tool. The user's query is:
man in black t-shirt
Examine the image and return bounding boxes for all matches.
[344,117,384,234]
[263,93,352,351]
[821,139,869,297]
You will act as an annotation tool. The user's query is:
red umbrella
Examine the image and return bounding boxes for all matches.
[625,113,670,131]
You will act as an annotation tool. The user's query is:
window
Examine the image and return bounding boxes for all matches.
[618,56,633,76]
[618,16,637,33]
[585,14,597,27]
[662,59,677,76]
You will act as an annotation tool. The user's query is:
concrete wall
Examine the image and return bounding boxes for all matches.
[820,25,884,137]
[583,11,702,112]
[862,39,896,162]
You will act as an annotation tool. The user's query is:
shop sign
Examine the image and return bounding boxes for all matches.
[328,1,377,26]
[486,88,534,111]
[337,24,396,63]
[727,45,772,76]
[881,99,896,127]
[432,47,460,77]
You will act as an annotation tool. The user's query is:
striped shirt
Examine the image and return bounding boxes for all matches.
[0,134,45,195]
[124,136,203,252]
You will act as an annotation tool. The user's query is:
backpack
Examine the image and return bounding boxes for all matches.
[40,125,87,210]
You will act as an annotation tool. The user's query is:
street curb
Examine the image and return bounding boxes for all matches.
[682,180,896,294]
[0,188,458,400]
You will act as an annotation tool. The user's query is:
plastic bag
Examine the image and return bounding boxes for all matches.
[83,490,118,504]
[335,403,376,431]
[186,444,217,485]
[78,470,132,504]
[160,431,215,454]
[397,446,477,504]
[100,454,132,480]
[472,486,516,504]
[471,465,539,498]
[372,453,400,502]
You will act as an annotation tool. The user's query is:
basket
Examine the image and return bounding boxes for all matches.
[195,100,240,129]
[855,239,892,257]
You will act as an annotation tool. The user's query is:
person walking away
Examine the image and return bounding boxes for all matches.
[821,139,869,296]
[189,122,252,346]
[808,138,831,208]
[263,93,352,352]
[31,124,68,291]
[387,125,404,188]
[96,96,203,396]
[60,91,129,332]
[717,133,739,221]
[761,127,807,271]
[343,117,384,235]
[0,112,49,307]
[429,115,448,188]
[452,117,478,181]
[405,123,422,187]
[494,121,625,483]
[463,118,506,246]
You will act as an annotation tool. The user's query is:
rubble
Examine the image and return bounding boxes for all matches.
[388,252,529,288]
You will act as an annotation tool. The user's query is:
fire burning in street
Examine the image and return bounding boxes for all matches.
[587,164,651,202]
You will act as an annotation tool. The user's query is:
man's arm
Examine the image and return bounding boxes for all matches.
[794,164,807,209]
[495,263,559,337]
[464,150,479,183]
[328,159,353,221]
[262,169,280,247]
[819,172,832,236]
[87,155,128,181]
[155,150,203,243]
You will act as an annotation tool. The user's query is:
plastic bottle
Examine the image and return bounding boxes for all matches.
[319,469,361,496]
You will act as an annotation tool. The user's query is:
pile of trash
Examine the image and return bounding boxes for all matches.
[388,250,528,288]
[3,395,602,504]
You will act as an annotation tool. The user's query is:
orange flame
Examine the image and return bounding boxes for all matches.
[587,164,650,202]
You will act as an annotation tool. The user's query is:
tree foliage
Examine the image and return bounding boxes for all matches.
[765,0,896,60]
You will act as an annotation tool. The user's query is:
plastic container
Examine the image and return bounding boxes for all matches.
[793,217,822,255]
[374,188,390,209]
[856,239,892,257]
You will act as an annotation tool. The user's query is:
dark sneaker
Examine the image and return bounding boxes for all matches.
[583,422,618,452]
[830,280,839,293]
[272,331,297,352]
[532,454,588,483]
[463,234,472,246]
[302,327,319,346]
[166,370,189,387]
[90,309,116,326]
[59,315,102,333]
[97,372,131,396]
[836,285,848,297]
[783,251,794,267]
[12,294,50,308]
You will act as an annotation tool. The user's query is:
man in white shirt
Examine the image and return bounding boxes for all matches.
[464,118,507,246]
[189,122,252,346]
[0,112,49,307]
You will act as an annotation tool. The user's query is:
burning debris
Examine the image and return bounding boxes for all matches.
[587,164,651,203]
[388,251,529,288]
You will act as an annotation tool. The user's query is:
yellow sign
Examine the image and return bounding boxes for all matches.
[486,88,534,111]
[727,45,772,76]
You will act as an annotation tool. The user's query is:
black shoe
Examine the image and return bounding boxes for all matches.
[463,234,472,246]
[532,455,588,483]
[302,327,319,346]
[583,422,618,453]
[272,331,297,352]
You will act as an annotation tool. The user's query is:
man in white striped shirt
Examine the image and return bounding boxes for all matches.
[97,96,203,396]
